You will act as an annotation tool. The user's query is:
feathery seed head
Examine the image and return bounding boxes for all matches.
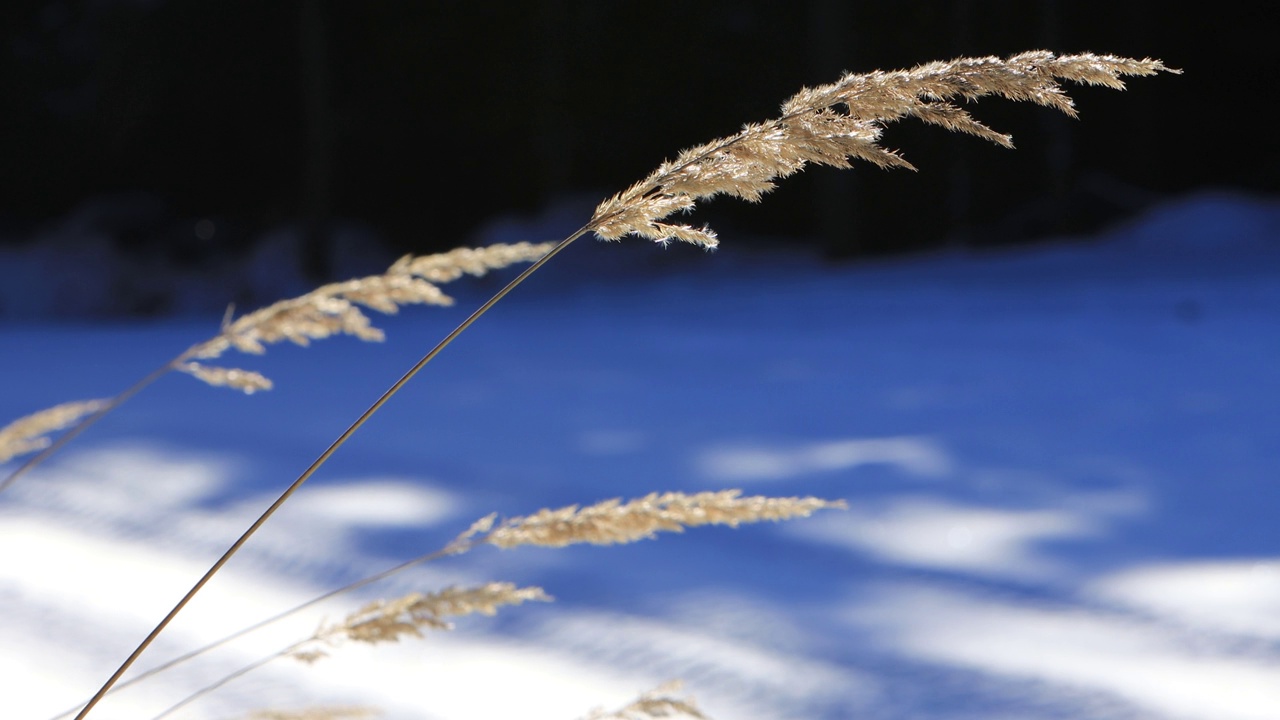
[302,583,551,655]
[483,490,846,549]
[583,681,706,720]
[0,399,108,463]
[179,241,555,391]
[589,51,1173,249]
[178,362,273,394]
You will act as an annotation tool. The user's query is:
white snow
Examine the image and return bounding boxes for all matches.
[2,190,1279,719]
[788,496,1099,579]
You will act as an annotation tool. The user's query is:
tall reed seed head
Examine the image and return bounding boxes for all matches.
[582,681,707,720]
[588,51,1174,249]
[294,583,552,663]
[177,241,556,393]
[0,53,1172,460]
[5,50,1173,720]
[0,399,107,463]
[482,491,847,549]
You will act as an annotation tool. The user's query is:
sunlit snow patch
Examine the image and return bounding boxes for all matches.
[697,436,951,481]
[282,480,458,528]
[790,496,1095,578]
[0,517,322,719]
[239,634,664,720]
[1091,559,1280,640]
[533,610,872,720]
[845,583,1280,720]
[13,444,228,518]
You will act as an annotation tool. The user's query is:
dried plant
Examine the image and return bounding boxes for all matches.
[480,490,846,549]
[146,583,547,720]
[49,489,836,720]
[0,399,106,464]
[48,50,1172,720]
[0,241,553,491]
[2,52,1174,491]
[588,51,1173,249]
[182,241,557,385]
[582,682,706,720]
[299,583,552,658]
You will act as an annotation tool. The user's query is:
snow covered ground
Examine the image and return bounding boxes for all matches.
[2,191,1279,720]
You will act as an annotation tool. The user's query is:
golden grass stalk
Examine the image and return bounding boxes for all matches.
[177,362,275,394]
[183,241,556,374]
[0,242,553,490]
[583,681,706,720]
[74,51,1171,719]
[6,52,1173,483]
[0,399,107,464]
[51,489,832,720]
[589,51,1173,248]
[482,490,846,549]
[298,583,552,659]
[48,536,483,720]
[149,584,545,720]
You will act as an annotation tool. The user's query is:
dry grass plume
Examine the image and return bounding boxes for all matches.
[37,50,1172,720]
[0,242,553,484]
[477,490,847,549]
[295,583,552,662]
[588,51,1173,249]
[582,682,706,720]
[182,241,557,392]
[0,400,107,464]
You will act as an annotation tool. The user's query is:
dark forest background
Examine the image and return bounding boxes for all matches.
[0,1,1270,315]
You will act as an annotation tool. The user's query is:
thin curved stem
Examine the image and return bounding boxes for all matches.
[149,641,309,720]
[47,541,472,720]
[0,113,761,500]
[0,360,180,494]
[73,229,586,720]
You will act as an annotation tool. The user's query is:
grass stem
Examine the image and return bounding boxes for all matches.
[71,230,584,719]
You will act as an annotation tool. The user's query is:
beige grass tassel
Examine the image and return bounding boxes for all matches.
[582,681,706,720]
[0,400,107,464]
[291,583,551,663]
[588,51,1174,249]
[480,490,846,549]
[181,241,556,390]
[0,242,555,473]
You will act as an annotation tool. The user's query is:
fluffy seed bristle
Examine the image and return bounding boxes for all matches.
[589,51,1174,248]
[484,490,846,549]
[181,241,555,390]
[0,399,107,463]
[294,583,551,661]
[583,681,707,720]
[177,362,274,394]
